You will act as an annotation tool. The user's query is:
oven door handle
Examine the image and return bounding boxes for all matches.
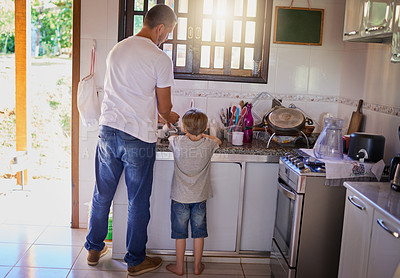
[278,180,296,200]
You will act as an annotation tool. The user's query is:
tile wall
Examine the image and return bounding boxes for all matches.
[79,0,399,227]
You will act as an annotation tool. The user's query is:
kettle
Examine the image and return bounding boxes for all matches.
[313,117,344,160]
[390,154,400,191]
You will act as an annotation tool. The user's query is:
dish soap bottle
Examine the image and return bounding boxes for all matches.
[243,104,253,143]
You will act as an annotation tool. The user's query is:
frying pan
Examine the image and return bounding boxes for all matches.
[245,106,313,135]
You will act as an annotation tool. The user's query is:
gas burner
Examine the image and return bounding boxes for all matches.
[282,150,326,175]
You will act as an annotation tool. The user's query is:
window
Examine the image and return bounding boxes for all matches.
[118,0,272,83]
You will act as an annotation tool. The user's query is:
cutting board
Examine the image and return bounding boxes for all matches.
[346,99,363,135]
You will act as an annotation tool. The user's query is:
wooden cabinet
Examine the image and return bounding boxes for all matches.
[339,186,400,278]
[392,1,400,62]
[367,210,400,278]
[240,162,278,252]
[338,189,374,278]
[343,0,396,41]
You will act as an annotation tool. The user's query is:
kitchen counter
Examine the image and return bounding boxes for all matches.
[156,137,301,162]
[343,182,400,225]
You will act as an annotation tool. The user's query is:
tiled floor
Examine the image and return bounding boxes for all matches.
[0,179,271,277]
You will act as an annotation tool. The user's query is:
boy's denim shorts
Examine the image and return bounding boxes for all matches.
[170,200,208,239]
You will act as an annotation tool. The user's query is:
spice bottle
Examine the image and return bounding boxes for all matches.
[243,104,253,143]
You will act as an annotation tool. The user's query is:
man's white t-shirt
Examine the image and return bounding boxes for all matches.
[99,36,175,143]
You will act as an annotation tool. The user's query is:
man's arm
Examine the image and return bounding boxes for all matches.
[156,86,179,125]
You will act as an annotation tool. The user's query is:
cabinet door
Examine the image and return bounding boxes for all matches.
[240,162,278,252]
[112,160,241,258]
[366,210,400,278]
[391,1,400,62]
[364,0,395,36]
[343,0,366,40]
[201,162,241,252]
[338,189,374,278]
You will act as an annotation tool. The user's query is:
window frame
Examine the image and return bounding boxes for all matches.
[118,0,272,83]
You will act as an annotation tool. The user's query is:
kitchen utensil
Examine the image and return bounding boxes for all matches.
[346,99,363,135]
[266,107,306,135]
[313,117,345,160]
[390,154,400,191]
[347,132,385,162]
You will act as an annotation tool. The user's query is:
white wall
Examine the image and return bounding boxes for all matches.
[78,0,399,227]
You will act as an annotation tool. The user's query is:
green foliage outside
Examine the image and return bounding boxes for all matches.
[0,0,72,56]
[0,0,72,180]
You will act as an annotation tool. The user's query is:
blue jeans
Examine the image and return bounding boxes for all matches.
[85,125,156,267]
[171,200,208,239]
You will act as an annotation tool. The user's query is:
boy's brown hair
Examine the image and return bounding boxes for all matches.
[182,108,208,136]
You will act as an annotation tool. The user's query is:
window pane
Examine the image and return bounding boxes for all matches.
[216,0,227,17]
[165,0,174,9]
[168,32,173,40]
[177,44,187,67]
[215,20,225,42]
[247,0,257,17]
[163,43,173,59]
[234,0,243,16]
[232,21,242,43]
[134,0,143,11]
[202,19,212,41]
[214,46,224,69]
[177,17,187,40]
[203,0,213,15]
[245,21,256,43]
[134,15,143,35]
[178,0,188,13]
[244,47,254,69]
[231,47,240,69]
[200,46,211,68]
[149,0,157,9]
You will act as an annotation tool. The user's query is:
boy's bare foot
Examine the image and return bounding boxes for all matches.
[166,263,184,276]
[194,263,205,275]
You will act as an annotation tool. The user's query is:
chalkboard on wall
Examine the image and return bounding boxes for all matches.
[273,6,324,45]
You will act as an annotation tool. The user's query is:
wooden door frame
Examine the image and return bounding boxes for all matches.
[71,0,80,228]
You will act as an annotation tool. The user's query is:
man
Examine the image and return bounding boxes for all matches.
[84,4,179,276]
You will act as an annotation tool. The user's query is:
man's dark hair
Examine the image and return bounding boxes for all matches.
[144,4,177,29]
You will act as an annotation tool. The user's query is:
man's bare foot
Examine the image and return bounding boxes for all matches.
[166,263,184,276]
[194,263,205,275]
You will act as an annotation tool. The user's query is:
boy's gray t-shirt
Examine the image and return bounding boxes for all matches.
[168,135,219,203]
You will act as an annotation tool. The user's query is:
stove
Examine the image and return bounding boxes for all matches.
[272,148,346,278]
[281,149,326,176]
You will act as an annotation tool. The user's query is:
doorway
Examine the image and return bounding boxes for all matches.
[0,0,73,226]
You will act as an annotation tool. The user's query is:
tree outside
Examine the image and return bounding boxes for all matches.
[0,0,72,193]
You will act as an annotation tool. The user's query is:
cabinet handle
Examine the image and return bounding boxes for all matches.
[344,30,359,36]
[365,25,385,32]
[348,196,366,210]
[377,219,400,239]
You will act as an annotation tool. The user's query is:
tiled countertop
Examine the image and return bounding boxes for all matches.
[344,182,400,225]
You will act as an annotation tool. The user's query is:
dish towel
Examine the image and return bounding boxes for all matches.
[299,148,385,186]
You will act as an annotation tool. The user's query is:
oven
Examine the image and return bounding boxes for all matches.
[274,177,303,268]
[271,150,346,278]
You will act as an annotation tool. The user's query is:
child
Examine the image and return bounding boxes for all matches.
[166,108,222,276]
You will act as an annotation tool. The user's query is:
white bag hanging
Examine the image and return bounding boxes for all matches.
[77,42,101,127]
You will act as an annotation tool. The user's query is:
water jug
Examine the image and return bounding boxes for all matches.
[313,117,344,160]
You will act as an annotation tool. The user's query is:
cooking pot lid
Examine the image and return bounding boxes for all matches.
[268,108,305,129]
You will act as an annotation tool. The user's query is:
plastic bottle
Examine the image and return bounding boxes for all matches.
[243,104,253,143]
[210,119,218,137]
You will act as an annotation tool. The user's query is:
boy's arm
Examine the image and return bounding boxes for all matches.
[202,134,222,145]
